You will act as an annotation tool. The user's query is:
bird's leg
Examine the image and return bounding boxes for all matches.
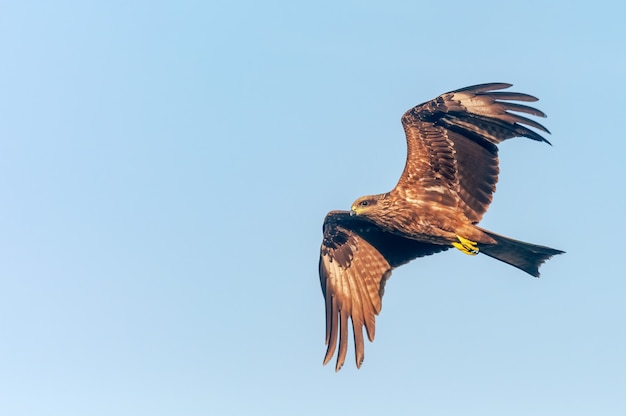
[452,235,479,256]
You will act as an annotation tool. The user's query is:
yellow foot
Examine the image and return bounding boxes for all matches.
[452,235,479,256]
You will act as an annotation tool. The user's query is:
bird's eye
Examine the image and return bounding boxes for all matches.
[360,200,369,207]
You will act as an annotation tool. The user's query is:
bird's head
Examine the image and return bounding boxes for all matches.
[350,193,390,216]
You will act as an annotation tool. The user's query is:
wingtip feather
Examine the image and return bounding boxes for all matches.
[451,82,513,94]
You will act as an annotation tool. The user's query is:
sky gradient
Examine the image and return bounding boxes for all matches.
[1,1,625,415]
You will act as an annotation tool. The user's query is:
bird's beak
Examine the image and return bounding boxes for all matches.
[350,207,356,216]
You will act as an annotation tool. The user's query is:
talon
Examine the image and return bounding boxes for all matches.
[452,235,479,256]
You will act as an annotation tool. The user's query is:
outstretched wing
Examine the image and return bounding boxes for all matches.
[397,83,551,223]
[319,211,447,371]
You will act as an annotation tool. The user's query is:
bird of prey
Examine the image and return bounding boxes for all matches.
[319,83,564,371]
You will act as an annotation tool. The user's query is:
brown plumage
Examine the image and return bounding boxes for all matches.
[319,83,564,371]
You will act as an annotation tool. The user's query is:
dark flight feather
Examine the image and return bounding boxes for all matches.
[319,83,563,371]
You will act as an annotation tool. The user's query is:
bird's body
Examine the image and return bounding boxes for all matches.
[352,191,484,246]
[319,83,564,371]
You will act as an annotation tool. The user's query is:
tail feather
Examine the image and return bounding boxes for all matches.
[477,228,564,277]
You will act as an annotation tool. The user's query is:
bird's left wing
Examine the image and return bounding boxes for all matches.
[319,211,447,371]
[397,83,551,223]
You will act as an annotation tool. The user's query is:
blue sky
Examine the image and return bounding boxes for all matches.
[1,1,625,415]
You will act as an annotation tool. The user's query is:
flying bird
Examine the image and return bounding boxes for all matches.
[319,83,564,371]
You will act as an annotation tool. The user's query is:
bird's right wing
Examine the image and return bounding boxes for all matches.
[319,211,447,371]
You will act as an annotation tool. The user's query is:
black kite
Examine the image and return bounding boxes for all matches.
[319,83,564,371]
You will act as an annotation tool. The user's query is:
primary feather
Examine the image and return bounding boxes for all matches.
[319,83,563,371]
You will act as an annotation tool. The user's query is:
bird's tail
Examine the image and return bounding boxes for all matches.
[477,228,564,277]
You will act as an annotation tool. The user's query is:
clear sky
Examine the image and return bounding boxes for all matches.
[1,1,624,415]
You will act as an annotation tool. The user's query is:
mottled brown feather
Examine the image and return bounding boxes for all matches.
[320,211,446,371]
[398,82,550,222]
[319,83,560,371]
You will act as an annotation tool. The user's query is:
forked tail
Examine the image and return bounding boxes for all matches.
[477,228,564,277]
